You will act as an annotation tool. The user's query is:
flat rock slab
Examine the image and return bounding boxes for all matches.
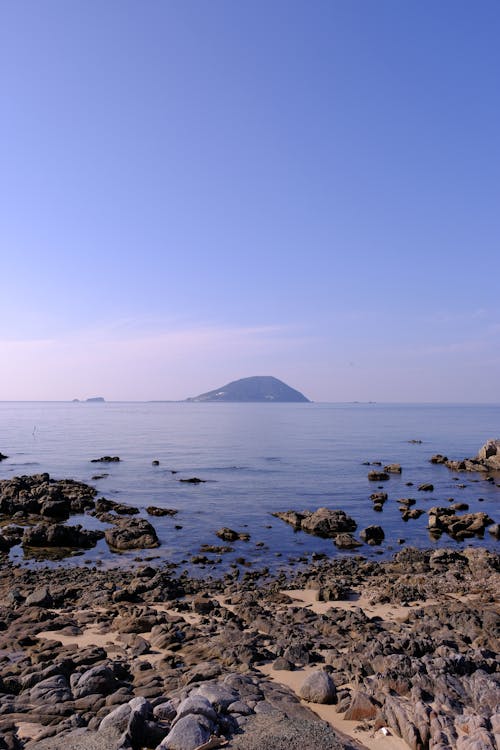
[24,726,122,750]
[225,714,357,750]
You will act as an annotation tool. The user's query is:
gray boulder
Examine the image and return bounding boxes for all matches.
[25,586,53,608]
[29,674,72,704]
[71,665,117,699]
[298,670,337,704]
[157,715,213,750]
[172,694,217,726]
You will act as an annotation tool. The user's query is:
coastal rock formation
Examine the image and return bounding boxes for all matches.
[273,508,357,538]
[186,376,310,403]
[104,517,160,550]
[0,473,164,558]
[22,523,104,549]
[0,474,97,518]
[431,438,500,473]
[0,547,498,750]
[428,507,494,540]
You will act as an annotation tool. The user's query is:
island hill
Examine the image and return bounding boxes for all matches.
[186,376,310,403]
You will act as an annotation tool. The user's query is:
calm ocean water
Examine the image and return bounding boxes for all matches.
[0,402,499,571]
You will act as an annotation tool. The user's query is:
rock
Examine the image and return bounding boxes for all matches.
[25,587,53,608]
[488,524,500,538]
[271,511,304,529]
[384,464,402,474]
[360,525,385,545]
[147,506,178,517]
[22,524,104,549]
[334,533,362,549]
[344,691,379,721]
[430,454,448,464]
[100,702,133,734]
[0,474,97,518]
[216,528,250,542]
[90,456,120,462]
[192,594,215,614]
[104,518,159,550]
[370,492,388,503]
[301,508,357,537]
[153,701,177,721]
[200,544,233,554]
[95,497,139,516]
[368,471,389,481]
[476,439,500,469]
[71,664,118,699]
[193,683,239,710]
[158,714,213,750]
[274,508,356,538]
[428,508,494,540]
[298,670,337,704]
[152,460,160,466]
[29,673,72,704]
[0,533,13,553]
[0,452,8,461]
[273,657,295,670]
[418,483,434,492]
[179,477,206,484]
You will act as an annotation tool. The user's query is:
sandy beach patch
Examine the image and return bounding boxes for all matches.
[282,588,439,622]
[37,624,124,653]
[259,663,407,750]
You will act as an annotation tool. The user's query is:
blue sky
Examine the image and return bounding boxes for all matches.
[1,0,499,401]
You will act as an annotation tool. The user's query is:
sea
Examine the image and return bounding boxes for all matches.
[0,401,499,573]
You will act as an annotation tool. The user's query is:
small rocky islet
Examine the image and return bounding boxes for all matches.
[0,441,498,749]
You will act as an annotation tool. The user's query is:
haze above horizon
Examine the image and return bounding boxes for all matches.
[1,1,499,402]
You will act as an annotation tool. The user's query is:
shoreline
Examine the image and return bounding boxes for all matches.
[0,546,498,749]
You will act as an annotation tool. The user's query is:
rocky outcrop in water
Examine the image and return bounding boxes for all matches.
[272,508,357,538]
[431,438,500,473]
[104,517,160,550]
[0,473,162,558]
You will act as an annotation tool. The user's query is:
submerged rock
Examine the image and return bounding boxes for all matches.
[368,471,389,481]
[147,506,178,517]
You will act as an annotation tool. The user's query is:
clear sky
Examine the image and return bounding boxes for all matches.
[1,0,499,401]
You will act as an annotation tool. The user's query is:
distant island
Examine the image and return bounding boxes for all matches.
[186,376,310,403]
[72,397,106,403]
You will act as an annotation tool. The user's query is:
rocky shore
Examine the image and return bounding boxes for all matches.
[0,439,499,749]
[0,545,498,750]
